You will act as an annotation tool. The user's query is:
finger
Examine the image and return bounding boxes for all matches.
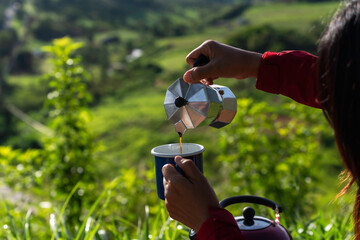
[163,174,168,187]
[185,49,202,67]
[183,64,218,84]
[200,78,215,86]
[185,46,209,67]
[163,176,173,200]
[162,164,179,182]
[162,164,190,187]
[185,40,214,67]
[174,156,203,182]
[162,163,191,199]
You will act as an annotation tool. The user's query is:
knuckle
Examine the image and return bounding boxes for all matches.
[204,39,216,46]
[162,164,169,171]
[162,164,173,174]
[182,159,194,168]
[164,186,176,201]
[165,178,180,189]
[164,179,173,189]
[164,183,172,197]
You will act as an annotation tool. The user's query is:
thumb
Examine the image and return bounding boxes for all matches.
[183,64,217,84]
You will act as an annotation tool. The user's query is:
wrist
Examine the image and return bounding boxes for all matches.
[247,51,263,78]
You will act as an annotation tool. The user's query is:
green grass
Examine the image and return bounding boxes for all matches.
[243,2,339,32]
[1,180,353,239]
[1,179,190,240]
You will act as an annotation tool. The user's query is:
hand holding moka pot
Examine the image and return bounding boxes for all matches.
[164,55,237,135]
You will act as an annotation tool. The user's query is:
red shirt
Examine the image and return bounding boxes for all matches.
[196,50,320,240]
[256,51,321,109]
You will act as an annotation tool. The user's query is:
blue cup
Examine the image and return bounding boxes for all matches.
[151,143,205,200]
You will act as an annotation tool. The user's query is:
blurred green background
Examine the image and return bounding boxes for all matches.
[0,0,355,239]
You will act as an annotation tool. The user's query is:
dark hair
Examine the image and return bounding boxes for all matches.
[318,0,360,238]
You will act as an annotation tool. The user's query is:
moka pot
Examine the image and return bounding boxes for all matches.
[164,55,237,135]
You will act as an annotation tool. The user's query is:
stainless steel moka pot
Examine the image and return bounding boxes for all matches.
[164,54,237,135]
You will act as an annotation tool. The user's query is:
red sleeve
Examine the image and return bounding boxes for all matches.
[256,51,321,109]
[196,207,245,240]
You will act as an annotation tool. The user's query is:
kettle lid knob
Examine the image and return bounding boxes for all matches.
[243,207,255,226]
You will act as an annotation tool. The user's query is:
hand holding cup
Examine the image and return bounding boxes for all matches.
[162,156,219,233]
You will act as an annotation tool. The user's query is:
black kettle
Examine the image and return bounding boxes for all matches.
[189,195,292,240]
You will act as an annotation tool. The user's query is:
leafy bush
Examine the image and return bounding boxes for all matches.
[0,146,44,190]
[40,37,99,228]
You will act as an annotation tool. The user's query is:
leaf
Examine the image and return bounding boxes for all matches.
[24,210,32,240]
[41,46,54,53]
[50,182,80,240]
[4,201,21,240]
[54,37,71,47]
[74,180,117,240]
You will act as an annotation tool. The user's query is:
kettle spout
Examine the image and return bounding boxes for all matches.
[174,120,187,136]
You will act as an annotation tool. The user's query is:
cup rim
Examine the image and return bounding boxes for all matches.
[151,143,205,158]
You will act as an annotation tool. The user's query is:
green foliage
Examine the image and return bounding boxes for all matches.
[0,28,18,57]
[32,16,66,42]
[41,37,98,226]
[241,2,338,33]
[217,98,329,223]
[210,3,251,23]
[11,50,35,74]
[77,45,109,67]
[0,178,188,240]
[0,183,353,239]
[226,24,316,53]
[290,213,354,240]
[0,146,44,190]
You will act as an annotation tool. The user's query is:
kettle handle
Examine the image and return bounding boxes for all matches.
[219,195,283,213]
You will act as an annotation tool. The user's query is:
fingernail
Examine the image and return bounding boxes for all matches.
[174,156,182,163]
[162,163,170,174]
[183,71,193,82]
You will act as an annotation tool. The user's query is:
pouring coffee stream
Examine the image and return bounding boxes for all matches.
[178,132,183,154]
